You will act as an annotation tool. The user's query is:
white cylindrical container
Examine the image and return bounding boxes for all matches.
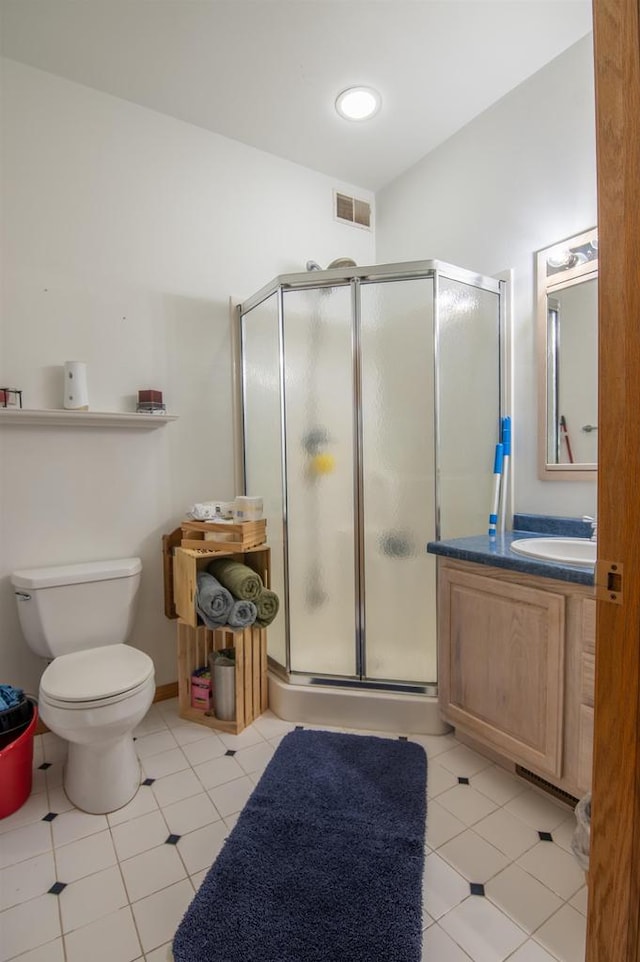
[234,496,263,521]
[63,361,89,410]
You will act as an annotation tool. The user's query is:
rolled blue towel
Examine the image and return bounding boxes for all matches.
[227,599,257,629]
[196,572,234,629]
[0,685,24,712]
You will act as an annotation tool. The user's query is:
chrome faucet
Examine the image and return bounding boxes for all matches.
[583,515,597,541]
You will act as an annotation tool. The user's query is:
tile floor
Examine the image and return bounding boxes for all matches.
[0,700,588,962]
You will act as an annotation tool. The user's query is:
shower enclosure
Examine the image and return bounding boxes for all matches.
[237,260,506,705]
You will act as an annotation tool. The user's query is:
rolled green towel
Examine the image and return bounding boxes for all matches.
[255,587,280,627]
[207,558,263,602]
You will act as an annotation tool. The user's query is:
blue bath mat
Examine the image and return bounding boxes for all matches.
[173,729,427,962]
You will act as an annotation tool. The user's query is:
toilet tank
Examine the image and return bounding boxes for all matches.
[11,558,142,659]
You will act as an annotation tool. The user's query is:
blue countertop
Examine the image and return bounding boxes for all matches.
[426,530,595,586]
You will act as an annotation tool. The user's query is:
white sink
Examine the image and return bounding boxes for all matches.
[510,537,596,567]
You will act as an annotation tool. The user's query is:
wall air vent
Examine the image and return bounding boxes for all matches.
[515,765,579,808]
[334,191,372,230]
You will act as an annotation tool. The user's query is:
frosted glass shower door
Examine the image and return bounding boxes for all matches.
[241,293,286,668]
[283,286,357,677]
[437,278,501,540]
[360,278,437,684]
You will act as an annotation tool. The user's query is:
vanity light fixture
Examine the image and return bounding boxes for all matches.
[546,247,575,270]
[335,86,381,121]
[546,232,599,275]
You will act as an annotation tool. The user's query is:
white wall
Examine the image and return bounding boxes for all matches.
[0,38,599,696]
[0,58,375,693]
[375,36,598,519]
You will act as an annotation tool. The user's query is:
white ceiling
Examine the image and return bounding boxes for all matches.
[0,0,592,191]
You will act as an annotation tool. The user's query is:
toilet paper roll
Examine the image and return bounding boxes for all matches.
[63,361,89,410]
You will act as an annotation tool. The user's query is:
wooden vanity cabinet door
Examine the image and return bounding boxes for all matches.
[439,566,565,777]
[576,597,596,792]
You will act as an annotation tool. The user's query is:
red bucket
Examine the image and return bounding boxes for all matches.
[0,699,39,820]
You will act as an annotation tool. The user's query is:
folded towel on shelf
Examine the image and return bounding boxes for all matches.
[227,599,258,629]
[255,588,280,627]
[187,502,219,521]
[195,572,234,628]
[207,558,263,602]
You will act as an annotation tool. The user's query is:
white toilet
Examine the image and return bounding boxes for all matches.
[11,558,155,814]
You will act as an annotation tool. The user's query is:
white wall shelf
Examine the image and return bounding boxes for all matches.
[0,409,178,428]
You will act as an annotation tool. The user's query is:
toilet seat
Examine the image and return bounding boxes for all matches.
[40,674,154,711]
[40,644,154,709]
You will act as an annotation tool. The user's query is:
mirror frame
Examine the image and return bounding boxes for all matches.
[536,226,598,481]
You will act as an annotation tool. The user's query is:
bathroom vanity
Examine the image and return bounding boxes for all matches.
[428,517,595,800]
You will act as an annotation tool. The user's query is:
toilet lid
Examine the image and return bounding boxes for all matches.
[41,645,154,703]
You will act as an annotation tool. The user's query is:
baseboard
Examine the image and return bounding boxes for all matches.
[153,682,179,703]
[34,681,179,736]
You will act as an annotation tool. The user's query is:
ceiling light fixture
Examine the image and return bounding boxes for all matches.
[335,86,381,122]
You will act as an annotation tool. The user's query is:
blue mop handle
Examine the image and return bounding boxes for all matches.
[499,417,512,535]
[501,417,511,458]
[489,442,504,538]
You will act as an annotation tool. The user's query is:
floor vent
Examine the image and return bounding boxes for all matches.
[515,765,579,808]
[334,191,372,229]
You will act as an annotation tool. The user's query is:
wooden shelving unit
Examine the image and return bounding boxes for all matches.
[177,622,268,735]
[173,545,270,628]
[163,529,271,735]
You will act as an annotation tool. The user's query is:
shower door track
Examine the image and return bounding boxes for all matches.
[267,659,438,697]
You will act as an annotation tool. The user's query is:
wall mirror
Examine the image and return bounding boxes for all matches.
[537,226,598,480]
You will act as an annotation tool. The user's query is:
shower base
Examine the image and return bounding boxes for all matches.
[268,672,450,735]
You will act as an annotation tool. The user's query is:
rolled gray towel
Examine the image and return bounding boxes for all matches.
[196,571,233,628]
[227,599,258,629]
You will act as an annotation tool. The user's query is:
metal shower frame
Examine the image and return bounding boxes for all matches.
[236,260,507,695]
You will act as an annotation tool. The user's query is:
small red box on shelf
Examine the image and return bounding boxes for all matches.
[190,670,212,711]
[138,390,163,404]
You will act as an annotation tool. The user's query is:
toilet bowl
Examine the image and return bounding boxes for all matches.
[39,645,155,813]
[11,557,156,814]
